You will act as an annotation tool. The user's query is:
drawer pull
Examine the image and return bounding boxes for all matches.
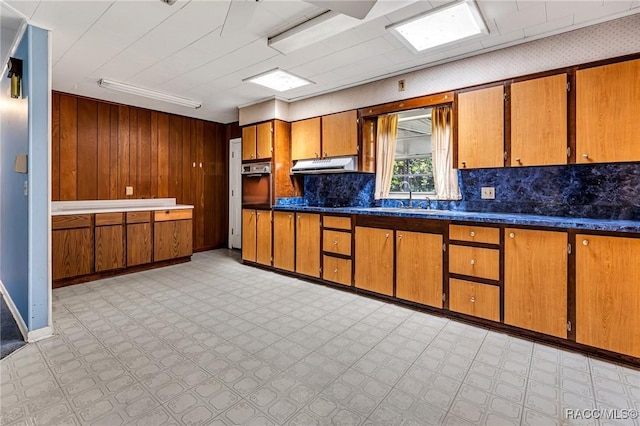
[470,297,475,303]
[315,152,319,158]
[470,259,475,265]
[461,161,466,168]
[256,212,260,216]
[385,233,389,238]
[583,239,589,246]
[469,231,475,237]
[334,268,338,273]
[398,234,403,239]
[509,232,515,238]
[582,153,589,159]
[288,214,292,219]
[333,240,338,245]
[323,151,328,157]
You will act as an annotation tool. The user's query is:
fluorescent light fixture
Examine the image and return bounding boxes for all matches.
[245,69,313,92]
[98,78,202,109]
[388,0,488,53]
[268,11,358,54]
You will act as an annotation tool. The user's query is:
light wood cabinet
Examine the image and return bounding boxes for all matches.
[504,228,568,338]
[291,118,321,161]
[154,210,193,262]
[273,211,295,272]
[242,122,272,161]
[323,255,352,286]
[256,210,272,266]
[242,209,257,262]
[126,211,152,267]
[323,230,351,256]
[95,213,125,272]
[511,74,568,167]
[457,85,504,169]
[354,226,394,296]
[396,231,443,308]
[296,213,321,277]
[52,215,93,280]
[576,234,640,358]
[449,279,500,322]
[323,216,351,230]
[449,245,499,281]
[576,58,640,163]
[449,224,499,245]
[321,110,358,158]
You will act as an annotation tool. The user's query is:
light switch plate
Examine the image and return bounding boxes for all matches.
[125,186,134,196]
[481,187,495,199]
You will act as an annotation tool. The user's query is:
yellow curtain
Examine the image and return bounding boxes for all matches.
[374,114,398,200]
[432,106,461,200]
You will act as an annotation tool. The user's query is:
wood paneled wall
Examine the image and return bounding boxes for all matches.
[52,91,230,251]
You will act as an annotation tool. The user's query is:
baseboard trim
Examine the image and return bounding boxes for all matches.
[27,326,54,343]
[0,279,28,341]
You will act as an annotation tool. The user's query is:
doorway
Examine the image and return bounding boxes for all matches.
[229,138,242,249]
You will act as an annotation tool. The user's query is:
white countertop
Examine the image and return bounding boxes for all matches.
[51,198,194,216]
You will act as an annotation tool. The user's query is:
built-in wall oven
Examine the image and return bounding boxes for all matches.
[241,162,271,209]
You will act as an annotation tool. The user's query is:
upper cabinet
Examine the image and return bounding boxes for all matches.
[322,110,358,158]
[291,110,358,161]
[510,74,568,167]
[291,117,321,161]
[242,122,273,161]
[576,58,640,164]
[457,85,505,169]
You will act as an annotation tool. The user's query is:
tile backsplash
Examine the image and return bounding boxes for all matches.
[277,163,640,220]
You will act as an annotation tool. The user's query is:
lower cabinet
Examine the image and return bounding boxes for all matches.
[95,213,125,272]
[154,210,193,262]
[242,209,257,262]
[504,228,568,338]
[126,211,152,267]
[295,213,320,277]
[52,215,93,280]
[449,279,500,322]
[576,234,640,358]
[354,226,393,296]
[273,212,295,271]
[242,209,272,266]
[396,231,443,308]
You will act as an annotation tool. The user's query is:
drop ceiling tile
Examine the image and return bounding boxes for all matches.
[383,0,434,24]
[494,1,547,33]
[546,1,603,21]
[480,29,526,48]
[5,0,40,19]
[574,0,634,24]
[476,0,518,21]
[90,0,183,40]
[524,14,575,37]
[632,1,640,8]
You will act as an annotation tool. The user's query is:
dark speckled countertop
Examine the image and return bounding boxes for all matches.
[272,205,640,233]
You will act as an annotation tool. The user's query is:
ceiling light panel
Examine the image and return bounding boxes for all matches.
[245,69,313,92]
[388,0,488,53]
[98,78,202,109]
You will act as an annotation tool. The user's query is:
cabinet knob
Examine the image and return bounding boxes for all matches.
[333,240,338,245]
[385,233,389,238]
[334,268,338,273]
[583,239,589,246]
[323,151,328,157]
[288,214,292,218]
[192,162,196,167]
[515,157,521,164]
[314,152,319,158]
[251,154,254,159]
[470,259,475,265]
[470,297,475,303]
[250,211,254,215]
[469,231,475,237]
[256,212,260,216]
[199,162,203,168]
[582,153,589,159]
[509,232,515,238]
[461,161,466,168]
[398,234,403,240]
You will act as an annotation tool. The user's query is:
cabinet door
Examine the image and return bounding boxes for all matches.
[396,231,443,308]
[95,225,125,272]
[242,125,256,161]
[457,85,504,169]
[273,212,295,272]
[256,210,272,266]
[576,234,640,358]
[321,110,358,158]
[242,209,256,262]
[256,122,273,160]
[52,228,93,280]
[511,74,567,166]
[154,220,193,261]
[295,213,320,277]
[577,59,640,163]
[504,229,568,338]
[127,223,152,267]
[449,279,500,322]
[354,227,393,296]
[292,118,321,161]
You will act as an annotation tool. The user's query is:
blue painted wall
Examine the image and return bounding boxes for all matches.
[1,25,50,332]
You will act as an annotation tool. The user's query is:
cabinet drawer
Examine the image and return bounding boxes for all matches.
[154,209,193,222]
[323,256,352,286]
[449,245,499,280]
[450,224,499,244]
[323,216,351,230]
[449,279,500,322]
[323,230,351,256]
[95,213,123,226]
[127,211,151,224]
[52,214,92,230]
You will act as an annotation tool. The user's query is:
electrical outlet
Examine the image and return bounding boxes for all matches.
[125,186,134,196]
[398,79,405,92]
[481,187,495,199]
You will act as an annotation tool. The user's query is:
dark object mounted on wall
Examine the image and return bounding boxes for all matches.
[7,57,23,99]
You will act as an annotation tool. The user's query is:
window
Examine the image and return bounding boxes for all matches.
[389,107,435,195]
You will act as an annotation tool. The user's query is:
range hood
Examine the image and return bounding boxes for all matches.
[291,156,358,174]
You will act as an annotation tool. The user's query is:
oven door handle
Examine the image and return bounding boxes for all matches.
[243,173,268,178]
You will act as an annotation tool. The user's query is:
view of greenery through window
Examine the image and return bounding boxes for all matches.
[390,157,435,193]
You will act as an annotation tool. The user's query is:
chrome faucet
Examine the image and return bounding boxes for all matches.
[400,181,413,208]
